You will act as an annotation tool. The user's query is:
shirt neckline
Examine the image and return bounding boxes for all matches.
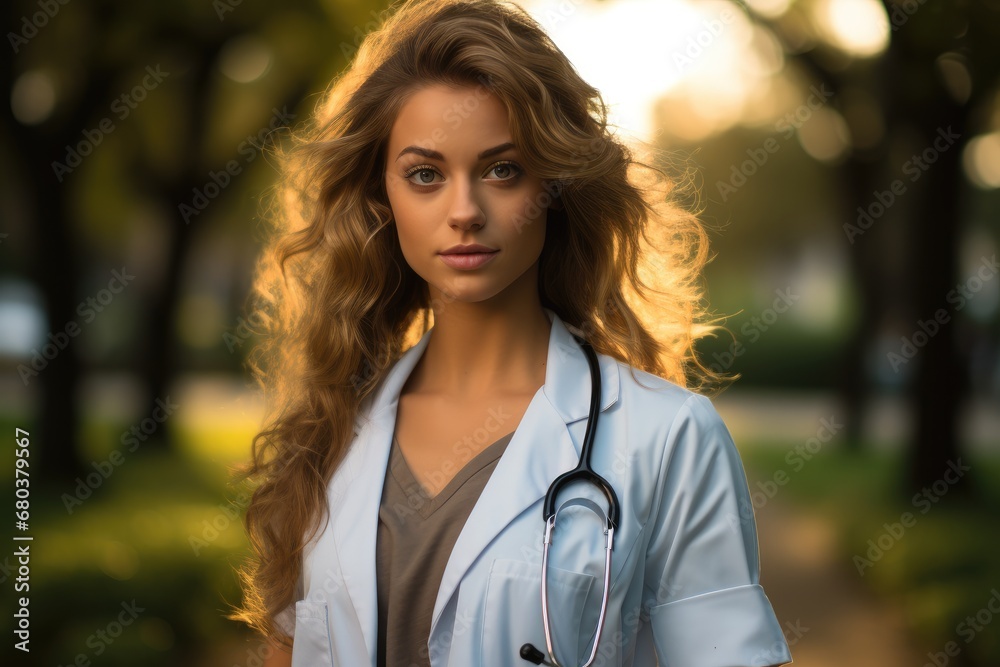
[390,431,515,519]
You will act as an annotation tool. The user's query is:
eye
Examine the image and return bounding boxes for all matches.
[486,160,523,181]
[401,160,524,187]
[403,165,441,185]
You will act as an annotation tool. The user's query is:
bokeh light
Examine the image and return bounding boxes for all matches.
[11,69,57,125]
[811,0,889,58]
[218,34,273,83]
[963,131,1000,189]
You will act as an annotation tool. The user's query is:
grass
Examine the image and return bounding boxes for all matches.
[1,418,260,667]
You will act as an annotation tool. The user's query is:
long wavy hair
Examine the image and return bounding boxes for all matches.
[231,0,727,644]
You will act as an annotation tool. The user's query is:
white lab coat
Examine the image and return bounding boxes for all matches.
[278,308,793,667]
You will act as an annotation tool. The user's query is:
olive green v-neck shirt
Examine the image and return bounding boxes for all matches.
[375,430,515,667]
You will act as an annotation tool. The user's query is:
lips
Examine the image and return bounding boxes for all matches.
[437,250,500,270]
[439,244,499,255]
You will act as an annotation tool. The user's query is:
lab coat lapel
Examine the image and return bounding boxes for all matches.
[327,308,620,665]
[429,310,620,642]
[328,326,434,664]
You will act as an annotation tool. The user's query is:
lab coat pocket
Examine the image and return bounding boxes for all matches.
[291,600,335,667]
[481,557,595,667]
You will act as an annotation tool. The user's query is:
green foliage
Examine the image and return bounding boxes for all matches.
[1,444,258,667]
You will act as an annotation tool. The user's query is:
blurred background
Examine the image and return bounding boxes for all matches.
[1,0,999,665]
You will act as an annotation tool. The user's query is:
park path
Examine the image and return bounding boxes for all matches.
[712,388,935,665]
[755,494,924,666]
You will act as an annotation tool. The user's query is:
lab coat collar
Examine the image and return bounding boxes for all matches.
[329,307,620,663]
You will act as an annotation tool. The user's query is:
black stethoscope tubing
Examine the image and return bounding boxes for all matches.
[543,334,621,528]
[520,333,621,666]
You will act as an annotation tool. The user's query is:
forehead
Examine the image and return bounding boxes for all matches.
[387,83,512,157]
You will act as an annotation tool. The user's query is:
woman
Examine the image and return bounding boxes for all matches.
[233,0,792,665]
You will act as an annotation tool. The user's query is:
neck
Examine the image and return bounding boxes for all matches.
[407,298,552,399]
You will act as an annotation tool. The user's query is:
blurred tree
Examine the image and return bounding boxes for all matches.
[755,0,1000,495]
[880,0,998,496]
[3,0,388,480]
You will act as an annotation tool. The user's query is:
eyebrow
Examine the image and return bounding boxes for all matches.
[395,141,516,162]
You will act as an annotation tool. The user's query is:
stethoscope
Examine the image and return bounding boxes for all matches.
[520,334,621,667]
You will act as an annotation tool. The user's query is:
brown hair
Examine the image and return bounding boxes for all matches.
[231,0,725,644]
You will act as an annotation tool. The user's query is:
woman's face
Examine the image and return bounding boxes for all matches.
[384,82,551,308]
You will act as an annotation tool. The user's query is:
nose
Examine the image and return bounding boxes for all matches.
[447,175,486,230]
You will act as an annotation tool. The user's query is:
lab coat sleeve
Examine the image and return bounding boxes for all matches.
[642,393,792,667]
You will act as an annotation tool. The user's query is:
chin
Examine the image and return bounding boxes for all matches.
[432,280,508,304]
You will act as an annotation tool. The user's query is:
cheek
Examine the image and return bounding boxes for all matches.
[516,197,549,250]
[385,181,420,244]
[385,175,404,217]
[385,171,408,202]
[385,174,421,222]
[390,214,438,278]
[394,221,424,269]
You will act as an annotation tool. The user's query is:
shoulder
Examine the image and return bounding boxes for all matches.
[609,357,726,435]
[603,356,735,475]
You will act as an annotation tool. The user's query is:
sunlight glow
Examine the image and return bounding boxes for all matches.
[812,0,889,58]
[523,0,773,144]
[743,0,793,19]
